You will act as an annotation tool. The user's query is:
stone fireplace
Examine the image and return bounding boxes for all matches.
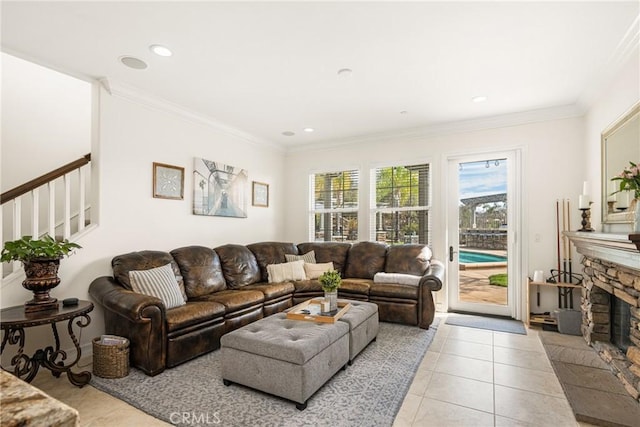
[567,232,640,401]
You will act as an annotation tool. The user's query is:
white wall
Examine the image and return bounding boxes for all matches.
[1,80,286,358]
[584,49,640,231]
[1,52,91,190]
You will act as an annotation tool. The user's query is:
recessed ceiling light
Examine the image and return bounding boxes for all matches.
[150,44,172,57]
[303,128,315,133]
[472,96,488,103]
[119,56,148,70]
[282,131,295,136]
[337,68,353,79]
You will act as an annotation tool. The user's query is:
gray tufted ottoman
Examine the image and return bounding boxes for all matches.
[337,299,379,364]
[220,312,349,410]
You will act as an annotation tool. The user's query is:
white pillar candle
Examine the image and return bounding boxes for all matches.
[582,181,588,196]
[579,195,590,209]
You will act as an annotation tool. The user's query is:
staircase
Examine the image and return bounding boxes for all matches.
[1,153,94,279]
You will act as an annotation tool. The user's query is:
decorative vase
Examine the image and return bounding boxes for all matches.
[22,257,61,312]
[324,290,338,313]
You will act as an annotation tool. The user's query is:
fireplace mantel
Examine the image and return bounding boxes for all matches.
[565,231,640,272]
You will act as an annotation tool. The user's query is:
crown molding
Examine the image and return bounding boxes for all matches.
[576,13,640,111]
[286,103,584,154]
[101,78,285,153]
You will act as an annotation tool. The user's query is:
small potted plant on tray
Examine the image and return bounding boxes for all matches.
[319,269,341,313]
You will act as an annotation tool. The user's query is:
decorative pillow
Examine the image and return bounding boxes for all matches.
[285,250,316,264]
[267,260,306,283]
[374,272,421,286]
[304,262,334,280]
[129,263,186,309]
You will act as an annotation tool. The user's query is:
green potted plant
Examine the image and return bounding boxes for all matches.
[611,161,640,231]
[1,234,81,312]
[318,269,341,312]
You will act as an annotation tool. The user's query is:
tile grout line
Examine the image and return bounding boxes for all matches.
[492,331,497,427]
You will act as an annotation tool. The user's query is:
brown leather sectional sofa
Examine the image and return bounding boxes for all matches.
[89,241,444,376]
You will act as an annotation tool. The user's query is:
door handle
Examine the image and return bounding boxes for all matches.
[449,246,457,262]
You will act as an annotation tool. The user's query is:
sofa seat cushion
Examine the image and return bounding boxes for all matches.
[369,282,418,300]
[292,279,322,294]
[165,301,226,333]
[194,289,264,313]
[340,278,372,295]
[243,282,295,301]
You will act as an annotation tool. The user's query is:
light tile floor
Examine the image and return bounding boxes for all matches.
[394,313,596,427]
[28,313,596,426]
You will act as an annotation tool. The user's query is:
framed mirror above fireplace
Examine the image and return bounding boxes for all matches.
[601,101,640,231]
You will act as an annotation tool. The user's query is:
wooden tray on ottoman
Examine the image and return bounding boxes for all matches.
[286,299,351,323]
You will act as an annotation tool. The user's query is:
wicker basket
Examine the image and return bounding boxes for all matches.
[92,336,130,378]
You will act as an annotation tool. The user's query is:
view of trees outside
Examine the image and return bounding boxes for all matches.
[313,170,359,241]
[311,165,430,244]
[374,165,430,245]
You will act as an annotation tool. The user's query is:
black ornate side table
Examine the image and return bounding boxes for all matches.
[1,300,93,387]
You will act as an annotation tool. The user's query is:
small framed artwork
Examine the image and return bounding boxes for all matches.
[153,162,184,200]
[252,181,269,207]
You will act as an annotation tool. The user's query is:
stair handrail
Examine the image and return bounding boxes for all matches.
[0,153,91,205]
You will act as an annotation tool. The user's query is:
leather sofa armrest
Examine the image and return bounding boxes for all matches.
[419,260,444,292]
[417,259,444,329]
[89,276,167,375]
[89,276,166,322]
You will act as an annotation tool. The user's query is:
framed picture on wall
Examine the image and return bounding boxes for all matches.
[252,181,269,207]
[153,162,185,200]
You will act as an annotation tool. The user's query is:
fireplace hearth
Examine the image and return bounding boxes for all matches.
[566,231,640,401]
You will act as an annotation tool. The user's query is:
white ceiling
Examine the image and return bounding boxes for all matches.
[2,1,639,150]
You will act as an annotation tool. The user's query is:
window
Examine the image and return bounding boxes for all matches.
[310,170,359,242]
[371,164,431,245]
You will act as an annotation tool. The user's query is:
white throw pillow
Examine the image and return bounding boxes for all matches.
[373,272,421,286]
[285,250,316,264]
[129,263,186,309]
[267,260,306,283]
[304,262,334,280]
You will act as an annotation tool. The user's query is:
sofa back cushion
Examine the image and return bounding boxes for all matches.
[344,241,388,279]
[296,242,351,275]
[246,242,299,282]
[214,244,261,288]
[112,250,187,299]
[385,244,432,276]
[170,246,227,298]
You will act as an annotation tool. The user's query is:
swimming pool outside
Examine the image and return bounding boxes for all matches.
[459,250,507,264]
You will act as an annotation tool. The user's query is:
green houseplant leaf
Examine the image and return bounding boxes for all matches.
[318,269,342,292]
[1,235,81,263]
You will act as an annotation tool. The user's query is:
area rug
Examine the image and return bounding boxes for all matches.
[445,313,526,335]
[91,319,439,427]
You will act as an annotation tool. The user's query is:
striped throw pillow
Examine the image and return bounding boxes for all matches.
[129,263,186,309]
[285,250,316,264]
